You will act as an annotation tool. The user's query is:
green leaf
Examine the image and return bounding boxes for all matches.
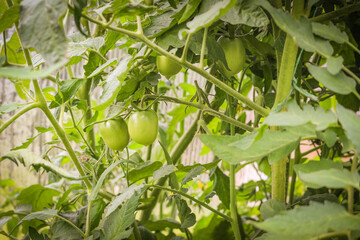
[89,161,122,201]
[268,137,300,164]
[311,21,348,44]
[102,193,141,240]
[294,159,342,173]
[153,165,175,182]
[2,32,26,64]
[264,101,337,131]
[93,55,132,111]
[19,0,67,64]
[337,104,360,154]
[250,201,360,239]
[144,219,181,231]
[326,56,343,75]
[316,128,337,148]
[128,161,162,183]
[159,140,180,190]
[20,209,57,223]
[0,102,23,114]
[67,37,105,58]
[181,166,205,185]
[51,220,82,240]
[221,0,269,27]
[186,0,237,34]
[260,199,286,220]
[49,78,86,108]
[200,128,308,164]
[0,61,66,80]
[176,199,196,229]
[16,184,60,211]
[211,167,230,209]
[178,0,202,23]
[258,1,333,57]
[298,168,360,190]
[0,6,19,33]
[1,149,83,180]
[307,64,356,95]
[105,183,146,217]
[88,58,117,78]
[0,216,11,231]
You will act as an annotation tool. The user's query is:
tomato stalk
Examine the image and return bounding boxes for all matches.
[271,0,304,202]
[348,154,358,213]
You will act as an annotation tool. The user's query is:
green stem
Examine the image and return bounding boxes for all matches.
[88,49,108,62]
[199,28,208,69]
[133,220,142,240]
[0,103,40,134]
[82,79,96,150]
[271,0,304,203]
[33,82,92,190]
[2,32,8,65]
[310,2,360,22]
[342,66,360,85]
[181,33,192,62]
[289,146,301,204]
[81,13,269,117]
[85,194,92,237]
[141,94,254,132]
[348,154,358,213]
[346,41,360,55]
[148,184,232,222]
[56,215,86,238]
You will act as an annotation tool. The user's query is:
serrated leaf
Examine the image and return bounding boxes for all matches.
[67,37,105,58]
[49,78,86,108]
[0,6,19,33]
[153,165,175,182]
[264,101,337,131]
[268,137,299,164]
[307,64,356,95]
[89,161,122,201]
[176,199,196,229]
[105,184,146,217]
[250,201,360,239]
[16,184,60,211]
[258,1,333,57]
[0,61,66,80]
[19,0,67,64]
[128,161,162,183]
[181,166,205,185]
[93,55,132,111]
[298,168,360,190]
[211,167,230,209]
[1,149,83,180]
[102,193,141,240]
[260,200,286,220]
[144,219,181,231]
[0,102,23,114]
[221,0,269,27]
[20,209,57,224]
[179,0,202,23]
[186,0,236,34]
[311,22,348,44]
[88,58,117,78]
[337,104,360,154]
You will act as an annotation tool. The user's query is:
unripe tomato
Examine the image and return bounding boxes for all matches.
[156,55,182,79]
[99,118,130,151]
[218,38,245,77]
[128,110,158,146]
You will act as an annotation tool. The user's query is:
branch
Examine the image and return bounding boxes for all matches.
[310,2,360,22]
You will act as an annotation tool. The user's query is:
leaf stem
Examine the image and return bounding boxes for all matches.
[181,33,192,62]
[199,28,208,69]
[346,41,360,55]
[147,184,232,222]
[348,154,358,213]
[85,192,92,237]
[342,65,360,85]
[310,2,360,22]
[141,94,254,132]
[0,103,40,134]
[136,16,143,35]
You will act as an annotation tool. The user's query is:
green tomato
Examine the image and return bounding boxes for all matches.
[99,118,130,151]
[128,110,158,146]
[156,55,182,79]
[218,38,246,77]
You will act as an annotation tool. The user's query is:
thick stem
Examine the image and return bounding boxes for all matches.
[310,2,360,22]
[348,154,358,213]
[148,185,232,222]
[230,165,242,240]
[0,103,40,134]
[289,146,301,204]
[85,195,92,237]
[181,33,192,62]
[133,220,142,240]
[83,79,96,150]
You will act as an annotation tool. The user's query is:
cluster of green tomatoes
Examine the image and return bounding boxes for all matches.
[99,37,245,151]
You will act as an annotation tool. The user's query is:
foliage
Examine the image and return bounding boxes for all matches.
[1,0,360,239]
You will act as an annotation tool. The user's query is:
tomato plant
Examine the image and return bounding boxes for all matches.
[156,55,182,79]
[128,110,158,146]
[1,0,360,240]
[99,118,130,151]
